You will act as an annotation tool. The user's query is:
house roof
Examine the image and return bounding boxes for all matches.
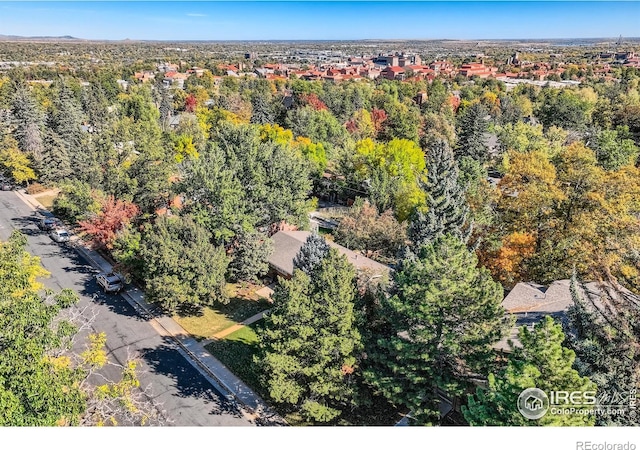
[269,230,391,278]
[494,279,636,352]
[494,280,574,352]
[501,280,573,314]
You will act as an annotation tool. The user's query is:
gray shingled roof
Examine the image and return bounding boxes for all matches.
[268,230,391,278]
[494,280,574,352]
[501,280,573,315]
[494,279,637,352]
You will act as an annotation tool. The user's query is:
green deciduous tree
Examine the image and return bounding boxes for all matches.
[589,126,639,171]
[178,142,247,244]
[258,247,361,423]
[285,105,348,150]
[140,215,228,313]
[364,235,508,425]
[536,88,593,131]
[199,123,313,233]
[353,138,427,221]
[52,180,100,223]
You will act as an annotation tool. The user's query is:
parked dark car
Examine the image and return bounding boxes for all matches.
[38,217,62,231]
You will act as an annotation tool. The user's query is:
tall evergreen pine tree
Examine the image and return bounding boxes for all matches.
[40,129,72,183]
[11,86,45,170]
[50,80,95,181]
[408,138,470,250]
[463,316,596,426]
[455,102,490,164]
[364,235,508,425]
[564,275,640,426]
[258,247,362,423]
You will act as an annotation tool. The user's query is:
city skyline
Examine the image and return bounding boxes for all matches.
[0,1,639,41]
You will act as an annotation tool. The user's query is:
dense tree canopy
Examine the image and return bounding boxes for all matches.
[464,316,596,426]
[0,232,159,426]
[2,51,639,427]
[140,215,228,313]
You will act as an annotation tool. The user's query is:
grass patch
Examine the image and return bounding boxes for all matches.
[173,284,270,341]
[317,227,335,241]
[36,194,58,209]
[205,323,263,392]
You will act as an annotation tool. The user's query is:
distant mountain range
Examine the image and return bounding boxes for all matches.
[0,35,81,41]
[0,35,638,44]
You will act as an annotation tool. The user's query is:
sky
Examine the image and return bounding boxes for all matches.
[0,1,638,41]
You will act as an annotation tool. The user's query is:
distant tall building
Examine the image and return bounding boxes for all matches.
[507,52,520,66]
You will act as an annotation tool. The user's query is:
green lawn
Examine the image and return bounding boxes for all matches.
[173,286,270,341]
[205,323,263,393]
[205,323,306,425]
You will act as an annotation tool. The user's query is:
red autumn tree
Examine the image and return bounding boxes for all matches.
[78,196,140,250]
[370,108,388,134]
[449,95,461,112]
[300,93,328,111]
[185,94,197,113]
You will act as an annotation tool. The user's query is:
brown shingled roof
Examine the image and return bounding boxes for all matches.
[269,230,391,278]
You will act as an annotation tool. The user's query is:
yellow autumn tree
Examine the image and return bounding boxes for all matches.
[0,138,36,185]
[498,150,565,234]
[555,143,640,287]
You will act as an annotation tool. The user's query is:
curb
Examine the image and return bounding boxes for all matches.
[73,245,240,406]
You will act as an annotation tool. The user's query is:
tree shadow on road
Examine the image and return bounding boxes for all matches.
[10,213,44,236]
[139,336,248,422]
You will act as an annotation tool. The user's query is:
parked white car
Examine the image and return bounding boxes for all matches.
[49,229,71,243]
[96,272,125,293]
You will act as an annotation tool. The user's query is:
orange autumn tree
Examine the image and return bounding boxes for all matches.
[78,196,139,250]
[480,231,536,289]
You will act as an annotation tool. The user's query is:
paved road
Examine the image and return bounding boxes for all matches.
[0,190,254,426]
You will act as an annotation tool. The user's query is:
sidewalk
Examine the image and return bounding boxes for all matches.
[210,309,270,341]
[14,189,287,426]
